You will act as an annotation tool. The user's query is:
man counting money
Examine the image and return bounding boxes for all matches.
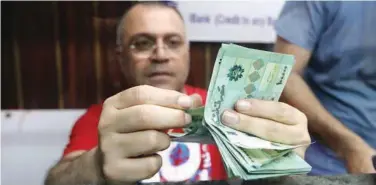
[44,2,310,185]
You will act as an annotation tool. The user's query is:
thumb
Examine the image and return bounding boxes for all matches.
[189,93,203,108]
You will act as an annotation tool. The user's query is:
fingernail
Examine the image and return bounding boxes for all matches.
[236,100,252,111]
[185,113,192,124]
[222,111,239,125]
[177,96,193,108]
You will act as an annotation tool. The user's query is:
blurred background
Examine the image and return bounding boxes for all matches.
[2,1,276,110]
[2,1,282,185]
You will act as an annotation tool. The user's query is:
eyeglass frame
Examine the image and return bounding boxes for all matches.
[127,35,188,58]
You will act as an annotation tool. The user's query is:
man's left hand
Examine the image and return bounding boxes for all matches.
[221,99,311,158]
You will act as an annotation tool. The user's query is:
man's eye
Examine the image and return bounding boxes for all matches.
[167,39,182,48]
[133,39,154,50]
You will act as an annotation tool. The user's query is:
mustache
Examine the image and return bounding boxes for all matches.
[145,65,174,76]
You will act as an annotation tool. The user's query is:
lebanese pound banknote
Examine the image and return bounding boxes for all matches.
[168,106,206,137]
[205,43,300,149]
[168,43,312,180]
[170,106,215,144]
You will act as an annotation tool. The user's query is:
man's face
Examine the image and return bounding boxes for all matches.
[119,5,190,92]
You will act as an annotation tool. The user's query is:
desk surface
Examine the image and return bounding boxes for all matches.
[240,174,375,185]
[142,174,375,185]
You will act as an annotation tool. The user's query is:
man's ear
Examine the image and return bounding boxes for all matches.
[186,41,191,63]
[116,46,124,62]
[115,46,127,74]
[187,40,190,51]
[115,46,122,59]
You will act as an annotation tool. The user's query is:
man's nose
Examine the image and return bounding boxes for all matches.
[151,46,169,63]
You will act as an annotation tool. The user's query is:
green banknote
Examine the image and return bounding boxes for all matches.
[169,43,312,180]
[205,44,300,148]
[169,106,206,137]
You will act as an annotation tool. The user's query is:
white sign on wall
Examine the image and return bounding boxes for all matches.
[174,1,286,43]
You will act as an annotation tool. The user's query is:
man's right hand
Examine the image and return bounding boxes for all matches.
[343,142,376,174]
[97,85,198,184]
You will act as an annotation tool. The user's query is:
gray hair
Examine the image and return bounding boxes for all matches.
[115,1,184,50]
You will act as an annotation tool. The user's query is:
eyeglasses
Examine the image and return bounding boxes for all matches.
[129,37,185,58]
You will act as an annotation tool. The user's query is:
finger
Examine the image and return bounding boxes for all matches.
[189,93,203,108]
[104,85,195,110]
[221,110,303,145]
[293,146,308,159]
[234,99,306,125]
[102,130,171,158]
[104,154,162,182]
[100,104,191,133]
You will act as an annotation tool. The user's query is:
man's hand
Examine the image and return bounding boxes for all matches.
[189,93,204,108]
[220,99,311,158]
[344,143,376,174]
[98,85,198,184]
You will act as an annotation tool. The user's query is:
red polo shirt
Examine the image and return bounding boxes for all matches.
[63,85,227,182]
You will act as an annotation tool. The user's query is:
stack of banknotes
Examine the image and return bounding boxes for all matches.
[169,43,312,180]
